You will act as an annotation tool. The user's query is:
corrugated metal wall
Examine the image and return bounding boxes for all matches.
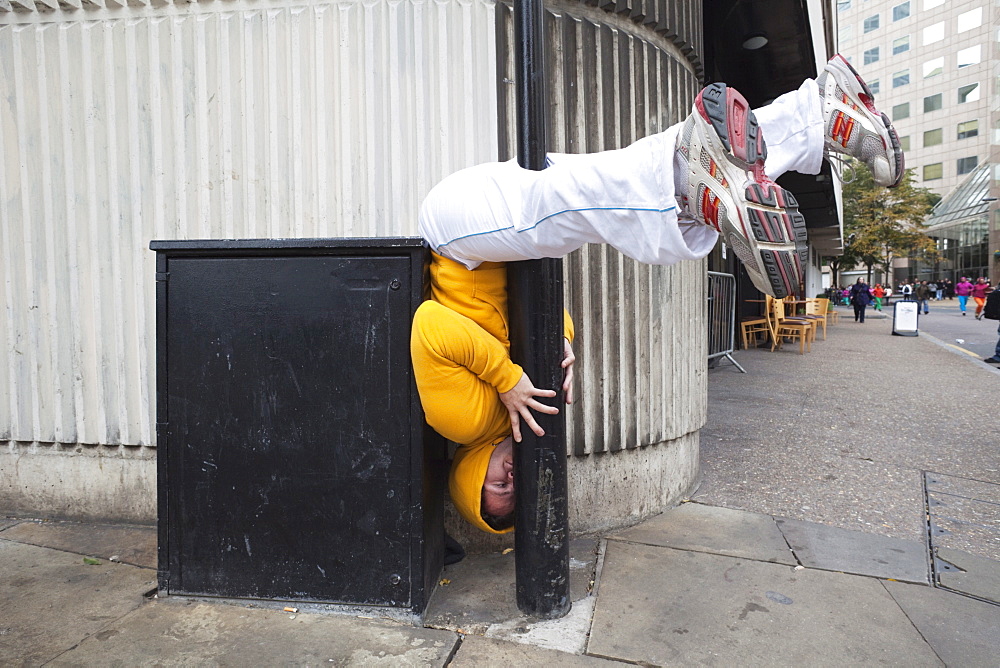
[497,2,707,456]
[1,0,705,461]
[1,0,501,447]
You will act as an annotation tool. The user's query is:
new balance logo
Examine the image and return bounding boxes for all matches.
[700,186,722,232]
[831,111,854,147]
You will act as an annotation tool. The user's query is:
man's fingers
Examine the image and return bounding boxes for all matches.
[520,408,546,438]
[534,388,557,398]
[509,410,522,443]
[527,399,559,415]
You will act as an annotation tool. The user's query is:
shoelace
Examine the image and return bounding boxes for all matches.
[824,152,857,185]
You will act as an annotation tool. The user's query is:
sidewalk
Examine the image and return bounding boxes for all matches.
[3,306,999,666]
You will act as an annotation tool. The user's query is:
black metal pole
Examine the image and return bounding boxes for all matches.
[509,0,571,619]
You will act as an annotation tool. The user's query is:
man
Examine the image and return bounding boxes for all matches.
[413,55,903,533]
[983,288,1000,364]
[914,280,931,315]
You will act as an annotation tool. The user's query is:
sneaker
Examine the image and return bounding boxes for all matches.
[679,83,807,298]
[984,357,1000,364]
[817,54,904,188]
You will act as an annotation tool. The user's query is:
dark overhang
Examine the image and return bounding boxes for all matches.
[702,0,841,254]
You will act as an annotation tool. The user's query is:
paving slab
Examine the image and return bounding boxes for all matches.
[0,519,157,569]
[424,538,598,636]
[775,517,929,583]
[934,547,1000,604]
[48,598,458,667]
[588,540,941,667]
[0,540,157,666]
[884,580,1000,668]
[450,635,625,666]
[610,503,796,565]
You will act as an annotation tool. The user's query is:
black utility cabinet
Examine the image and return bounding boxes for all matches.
[151,238,444,614]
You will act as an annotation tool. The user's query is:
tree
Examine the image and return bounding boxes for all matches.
[837,160,939,285]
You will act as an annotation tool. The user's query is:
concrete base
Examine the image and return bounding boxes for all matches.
[5,430,701,552]
[0,442,155,523]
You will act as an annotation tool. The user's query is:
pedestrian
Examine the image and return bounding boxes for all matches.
[956,276,973,315]
[983,288,1000,364]
[972,278,991,320]
[413,55,903,533]
[946,279,955,300]
[901,281,913,301]
[928,280,939,301]
[872,283,885,311]
[850,278,872,323]
[884,285,893,306]
[914,280,931,315]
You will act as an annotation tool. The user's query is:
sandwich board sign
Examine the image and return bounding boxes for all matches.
[892,300,918,336]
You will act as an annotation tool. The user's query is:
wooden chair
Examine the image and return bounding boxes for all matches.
[739,309,771,350]
[798,299,828,340]
[824,297,840,324]
[782,297,819,343]
[770,296,812,354]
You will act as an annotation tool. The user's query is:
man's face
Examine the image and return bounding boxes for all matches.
[482,437,514,517]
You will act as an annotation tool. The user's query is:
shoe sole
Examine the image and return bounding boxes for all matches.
[827,55,905,187]
[693,83,806,298]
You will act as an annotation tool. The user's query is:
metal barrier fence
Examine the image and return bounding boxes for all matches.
[707,272,745,373]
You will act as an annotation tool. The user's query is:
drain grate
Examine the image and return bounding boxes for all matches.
[923,471,1000,605]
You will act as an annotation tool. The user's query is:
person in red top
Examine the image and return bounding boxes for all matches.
[955,277,974,316]
[871,283,885,311]
[972,278,993,320]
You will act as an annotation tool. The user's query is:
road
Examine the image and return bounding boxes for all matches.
[863,297,999,361]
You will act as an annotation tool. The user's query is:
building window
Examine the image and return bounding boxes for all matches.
[899,135,910,152]
[958,82,980,103]
[923,0,944,9]
[923,128,943,147]
[839,25,854,46]
[923,93,942,113]
[892,1,910,21]
[838,0,850,10]
[893,70,910,88]
[923,57,944,78]
[864,47,881,65]
[923,163,943,180]
[893,102,910,121]
[923,22,944,45]
[957,156,978,175]
[957,7,983,33]
[864,14,880,33]
[893,35,910,55]
[957,45,982,68]
[869,79,880,95]
[957,120,979,139]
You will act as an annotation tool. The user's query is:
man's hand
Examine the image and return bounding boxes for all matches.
[562,338,576,405]
[498,373,558,442]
